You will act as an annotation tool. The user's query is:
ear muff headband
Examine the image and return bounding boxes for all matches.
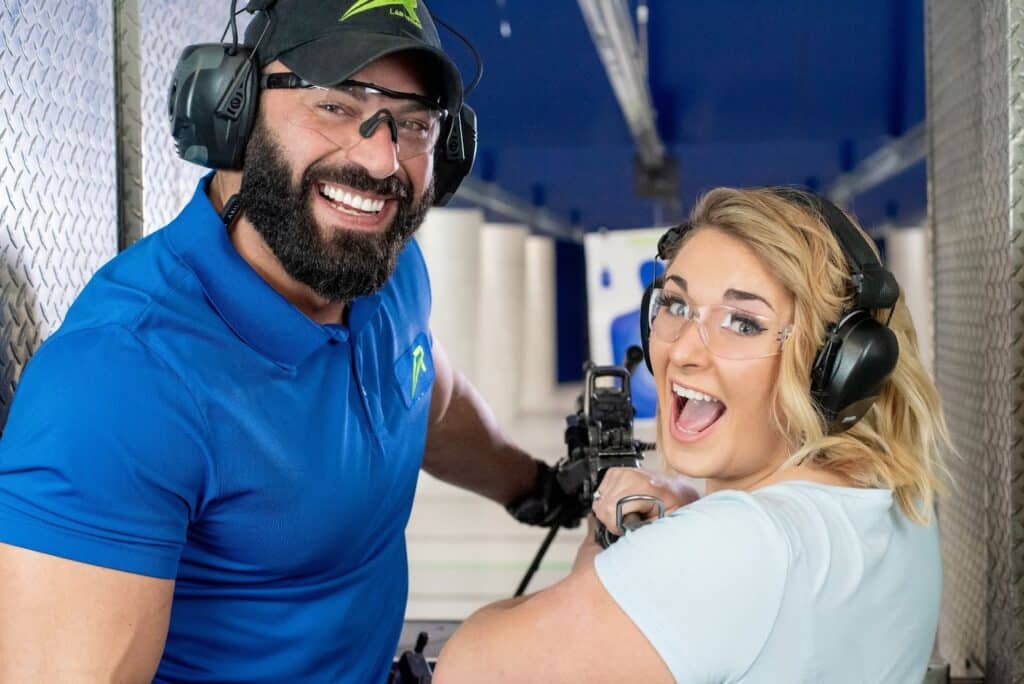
[769,188,900,310]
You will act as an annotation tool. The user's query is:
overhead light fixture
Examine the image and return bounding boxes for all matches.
[577,0,665,167]
[578,0,679,219]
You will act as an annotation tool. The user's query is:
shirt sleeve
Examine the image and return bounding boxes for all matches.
[594,492,789,683]
[0,324,215,579]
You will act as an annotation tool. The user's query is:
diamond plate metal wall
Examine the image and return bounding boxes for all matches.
[927,0,1024,681]
[999,1,1024,679]
[927,2,989,675]
[137,1,249,235]
[114,0,143,249]
[0,0,118,427]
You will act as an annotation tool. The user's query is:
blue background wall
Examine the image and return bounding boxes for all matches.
[431,0,926,380]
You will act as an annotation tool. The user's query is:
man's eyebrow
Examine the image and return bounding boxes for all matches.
[334,83,436,114]
[334,85,370,101]
[724,288,775,313]
[394,101,432,114]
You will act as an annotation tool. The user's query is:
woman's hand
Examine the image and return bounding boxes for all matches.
[592,467,701,535]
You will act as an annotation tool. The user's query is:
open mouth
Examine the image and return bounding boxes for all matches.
[318,181,388,216]
[671,382,727,437]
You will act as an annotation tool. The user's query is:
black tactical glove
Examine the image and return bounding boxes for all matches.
[505,460,588,528]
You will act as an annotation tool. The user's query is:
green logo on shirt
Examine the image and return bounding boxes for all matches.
[340,0,422,30]
[411,344,427,398]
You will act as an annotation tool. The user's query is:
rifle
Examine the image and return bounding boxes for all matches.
[514,345,662,596]
[558,346,663,547]
[392,348,666,681]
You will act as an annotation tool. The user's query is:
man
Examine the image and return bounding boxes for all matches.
[0,1,578,681]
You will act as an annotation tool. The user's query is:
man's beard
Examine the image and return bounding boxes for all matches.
[236,118,434,302]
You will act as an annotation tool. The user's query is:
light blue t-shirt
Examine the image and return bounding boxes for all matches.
[594,481,940,683]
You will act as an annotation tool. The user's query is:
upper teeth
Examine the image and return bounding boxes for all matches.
[672,383,718,403]
[321,184,385,213]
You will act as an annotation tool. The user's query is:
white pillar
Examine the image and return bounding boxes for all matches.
[883,226,933,374]
[416,208,484,385]
[475,223,528,425]
[520,235,557,413]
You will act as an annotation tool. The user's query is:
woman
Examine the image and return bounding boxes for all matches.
[433,187,950,683]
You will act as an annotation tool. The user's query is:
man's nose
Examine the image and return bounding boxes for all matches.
[346,113,401,179]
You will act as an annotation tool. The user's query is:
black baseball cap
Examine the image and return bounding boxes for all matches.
[244,0,463,113]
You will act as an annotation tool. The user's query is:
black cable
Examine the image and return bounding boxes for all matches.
[433,15,483,96]
[221,0,240,53]
[219,194,242,227]
[515,525,559,597]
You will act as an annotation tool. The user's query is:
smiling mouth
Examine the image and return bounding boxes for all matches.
[671,383,727,435]
[318,181,388,216]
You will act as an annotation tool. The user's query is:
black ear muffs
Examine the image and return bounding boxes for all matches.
[810,308,899,433]
[640,280,660,374]
[168,43,260,170]
[639,223,692,374]
[760,188,900,433]
[169,48,477,188]
[432,104,477,206]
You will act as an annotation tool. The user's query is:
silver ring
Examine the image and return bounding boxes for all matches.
[593,490,603,501]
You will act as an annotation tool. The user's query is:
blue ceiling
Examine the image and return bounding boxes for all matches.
[430,0,926,232]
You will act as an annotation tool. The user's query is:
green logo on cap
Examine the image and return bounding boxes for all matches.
[340,0,422,30]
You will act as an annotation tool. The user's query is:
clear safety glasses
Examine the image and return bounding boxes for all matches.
[647,288,793,360]
[262,72,446,161]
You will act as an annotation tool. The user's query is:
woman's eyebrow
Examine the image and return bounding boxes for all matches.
[666,276,774,312]
[723,287,775,313]
[665,275,687,290]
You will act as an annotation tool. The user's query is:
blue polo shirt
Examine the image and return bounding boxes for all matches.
[0,176,436,682]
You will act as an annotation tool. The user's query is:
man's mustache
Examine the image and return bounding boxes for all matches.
[301,163,411,201]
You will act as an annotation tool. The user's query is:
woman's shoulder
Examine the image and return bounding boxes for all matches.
[593,489,793,678]
[616,487,794,570]
[670,485,803,535]
[644,481,898,561]
[696,481,895,528]
[696,481,932,576]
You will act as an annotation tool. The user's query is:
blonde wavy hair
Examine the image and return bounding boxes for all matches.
[661,187,950,524]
